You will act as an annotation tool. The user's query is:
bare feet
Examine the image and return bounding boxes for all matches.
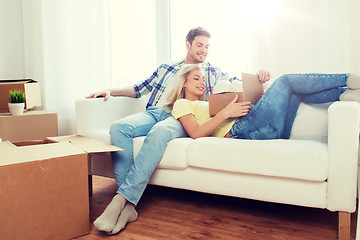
[93,194,126,232]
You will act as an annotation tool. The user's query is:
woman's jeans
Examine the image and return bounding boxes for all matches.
[229,73,349,140]
[109,107,188,205]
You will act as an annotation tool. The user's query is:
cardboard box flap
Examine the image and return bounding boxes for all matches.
[47,135,123,153]
[24,83,42,108]
[0,141,17,149]
[0,79,36,83]
[0,142,23,166]
[0,142,85,166]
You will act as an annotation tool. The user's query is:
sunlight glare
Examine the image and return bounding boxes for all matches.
[242,0,289,26]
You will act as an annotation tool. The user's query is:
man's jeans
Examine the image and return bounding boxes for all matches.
[229,73,349,140]
[109,106,188,205]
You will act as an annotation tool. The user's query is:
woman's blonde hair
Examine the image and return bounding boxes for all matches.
[165,64,206,110]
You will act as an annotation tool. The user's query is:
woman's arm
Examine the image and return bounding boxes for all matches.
[178,96,251,139]
[178,110,229,139]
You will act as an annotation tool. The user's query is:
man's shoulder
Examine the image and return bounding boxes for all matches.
[158,60,183,70]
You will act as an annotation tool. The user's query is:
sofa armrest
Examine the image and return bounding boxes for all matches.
[76,97,145,136]
[327,101,360,212]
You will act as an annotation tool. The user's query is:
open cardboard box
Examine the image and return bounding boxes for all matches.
[0,110,58,141]
[0,79,42,112]
[208,92,243,116]
[0,135,122,240]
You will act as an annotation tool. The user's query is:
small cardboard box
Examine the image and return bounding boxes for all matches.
[0,79,42,112]
[208,92,243,116]
[0,135,122,240]
[0,110,58,141]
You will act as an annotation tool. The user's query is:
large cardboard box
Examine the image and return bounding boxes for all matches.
[0,79,42,112]
[208,92,243,116]
[0,110,58,141]
[0,135,122,240]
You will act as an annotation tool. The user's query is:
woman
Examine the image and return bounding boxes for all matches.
[168,64,360,140]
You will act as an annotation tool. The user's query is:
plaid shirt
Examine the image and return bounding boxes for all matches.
[134,60,241,110]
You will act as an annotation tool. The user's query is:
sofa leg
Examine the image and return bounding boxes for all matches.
[88,175,93,196]
[338,211,350,240]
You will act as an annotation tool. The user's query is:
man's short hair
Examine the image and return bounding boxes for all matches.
[186,27,211,45]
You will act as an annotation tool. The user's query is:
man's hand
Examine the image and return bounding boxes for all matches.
[257,70,271,84]
[86,90,111,101]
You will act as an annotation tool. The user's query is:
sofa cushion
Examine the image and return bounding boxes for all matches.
[134,137,192,169]
[187,137,328,181]
[290,102,332,141]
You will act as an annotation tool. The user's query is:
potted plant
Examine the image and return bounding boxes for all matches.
[8,89,26,116]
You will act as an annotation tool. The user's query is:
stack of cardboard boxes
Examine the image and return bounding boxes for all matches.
[0,80,118,239]
[0,79,58,141]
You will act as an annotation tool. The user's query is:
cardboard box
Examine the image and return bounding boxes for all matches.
[208,92,243,116]
[0,79,42,112]
[0,110,58,141]
[0,135,122,240]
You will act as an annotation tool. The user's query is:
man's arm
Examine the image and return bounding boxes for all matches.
[225,70,271,84]
[86,86,137,101]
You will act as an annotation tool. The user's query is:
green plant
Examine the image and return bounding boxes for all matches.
[8,89,26,103]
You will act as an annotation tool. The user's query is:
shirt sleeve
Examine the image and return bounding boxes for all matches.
[171,99,194,119]
[207,62,242,82]
[133,65,162,98]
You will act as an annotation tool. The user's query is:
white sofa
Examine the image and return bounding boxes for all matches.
[76,97,360,239]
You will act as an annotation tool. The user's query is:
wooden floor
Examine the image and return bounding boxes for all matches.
[75,176,358,240]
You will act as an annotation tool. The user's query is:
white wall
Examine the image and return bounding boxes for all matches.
[22,0,112,135]
[170,0,360,81]
[347,0,360,72]
[257,0,360,80]
[22,0,45,108]
[1,0,359,135]
[0,0,25,79]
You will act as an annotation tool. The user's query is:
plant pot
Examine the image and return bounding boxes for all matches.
[8,102,25,116]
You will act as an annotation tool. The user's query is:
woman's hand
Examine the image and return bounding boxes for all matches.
[257,70,271,84]
[221,95,251,118]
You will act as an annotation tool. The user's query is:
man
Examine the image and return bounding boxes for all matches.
[87,27,271,235]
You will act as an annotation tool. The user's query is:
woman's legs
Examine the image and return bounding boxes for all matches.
[229,75,292,139]
[281,94,301,139]
[282,73,347,94]
[300,88,347,103]
[229,73,350,140]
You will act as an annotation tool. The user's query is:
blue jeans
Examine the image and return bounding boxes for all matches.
[109,106,188,205]
[229,73,349,140]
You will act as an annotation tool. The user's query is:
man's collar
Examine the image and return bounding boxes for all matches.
[180,59,209,67]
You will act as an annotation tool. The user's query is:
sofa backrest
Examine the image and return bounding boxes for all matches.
[290,102,333,141]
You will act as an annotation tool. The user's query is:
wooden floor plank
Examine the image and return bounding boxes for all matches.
[75,176,357,240]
